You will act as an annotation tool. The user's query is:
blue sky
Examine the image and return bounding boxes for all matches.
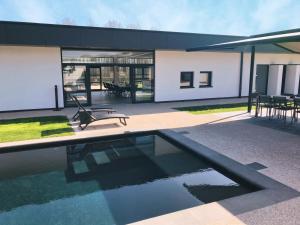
[0,0,300,35]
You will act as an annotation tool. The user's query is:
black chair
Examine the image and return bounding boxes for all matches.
[104,82,114,95]
[273,96,294,122]
[257,95,273,119]
[293,97,300,122]
[250,92,259,116]
[71,95,115,121]
[103,82,108,94]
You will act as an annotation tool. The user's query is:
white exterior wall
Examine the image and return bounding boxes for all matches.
[155,51,300,102]
[242,53,300,96]
[285,65,300,95]
[267,65,283,96]
[155,51,241,102]
[0,46,63,111]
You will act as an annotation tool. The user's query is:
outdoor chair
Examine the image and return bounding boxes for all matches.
[257,95,273,119]
[251,92,259,116]
[293,97,300,122]
[103,82,109,93]
[71,95,116,121]
[104,82,114,95]
[273,96,294,122]
[78,107,129,130]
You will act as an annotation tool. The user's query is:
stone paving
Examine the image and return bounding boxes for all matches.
[0,97,299,225]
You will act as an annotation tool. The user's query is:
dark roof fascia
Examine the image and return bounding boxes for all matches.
[0,21,245,50]
[0,20,245,37]
[186,32,300,52]
[0,21,294,53]
[251,27,300,38]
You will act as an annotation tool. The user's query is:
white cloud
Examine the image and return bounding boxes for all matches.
[83,0,254,35]
[251,0,300,34]
[2,0,300,36]
[8,0,55,23]
[85,1,128,27]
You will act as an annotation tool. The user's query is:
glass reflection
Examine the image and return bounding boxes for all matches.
[135,66,154,102]
[62,50,153,65]
[63,65,88,105]
[0,134,257,225]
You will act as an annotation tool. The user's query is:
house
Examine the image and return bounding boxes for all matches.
[1,21,300,112]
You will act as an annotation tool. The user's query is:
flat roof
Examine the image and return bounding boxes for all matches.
[0,21,293,53]
[187,28,300,53]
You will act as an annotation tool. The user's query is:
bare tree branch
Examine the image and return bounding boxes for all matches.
[60,17,76,25]
[104,20,123,28]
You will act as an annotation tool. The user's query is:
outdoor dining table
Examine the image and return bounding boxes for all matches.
[255,95,295,118]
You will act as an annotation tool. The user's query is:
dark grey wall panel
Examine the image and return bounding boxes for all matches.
[79,27,114,49]
[0,23,5,43]
[3,23,46,45]
[54,26,84,47]
[112,30,142,50]
[140,31,168,49]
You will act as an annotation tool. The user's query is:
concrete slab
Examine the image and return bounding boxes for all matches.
[0,97,299,225]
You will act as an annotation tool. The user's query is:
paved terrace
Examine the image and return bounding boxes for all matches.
[0,97,299,225]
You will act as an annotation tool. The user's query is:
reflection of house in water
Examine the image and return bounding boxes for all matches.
[65,135,207,189]
[183,183,253,203]
[0,135,257,225]
[0,146,67,179]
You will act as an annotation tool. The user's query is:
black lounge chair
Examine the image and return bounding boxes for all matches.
[78,107,129,130]
[71,95,116,121]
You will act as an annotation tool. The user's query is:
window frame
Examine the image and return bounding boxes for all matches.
[180,71,194,89]
[199,71,213,88]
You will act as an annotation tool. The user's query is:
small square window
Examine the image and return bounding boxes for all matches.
[180,72,194,88]
[199,71,212,87]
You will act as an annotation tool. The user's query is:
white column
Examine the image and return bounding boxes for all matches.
[267,65,283,96]
[284,65,300,95]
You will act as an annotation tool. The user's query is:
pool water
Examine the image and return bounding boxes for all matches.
[0,134,256,225]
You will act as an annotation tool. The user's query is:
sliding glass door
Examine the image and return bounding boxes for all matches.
[89,67,101,91]
[101,66,114,90]
[62,50,154,106]
[88,66,132,104]
[63,65,90,106]
[133,66,154,103]
[63,64,155,106]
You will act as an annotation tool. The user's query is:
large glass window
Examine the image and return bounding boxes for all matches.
[62,50,155,105]
[62,50,153,65]
[134,66,154,102]
[101,66,114,90]
[63,65,88,106]
[115,66,130,87]
[90,68,101,90]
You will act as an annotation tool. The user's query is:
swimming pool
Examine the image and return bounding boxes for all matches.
[0,130,259,225]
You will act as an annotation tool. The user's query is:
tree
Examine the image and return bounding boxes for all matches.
[61,17,76,25]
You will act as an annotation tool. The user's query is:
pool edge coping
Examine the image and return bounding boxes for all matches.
[159,129,300,215]
[0,128,299,216]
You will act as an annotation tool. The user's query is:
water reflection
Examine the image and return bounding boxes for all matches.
[0,135,256,225]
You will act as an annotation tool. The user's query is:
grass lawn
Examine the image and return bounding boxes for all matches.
[0,116,74,143]
[175,103,252,115]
